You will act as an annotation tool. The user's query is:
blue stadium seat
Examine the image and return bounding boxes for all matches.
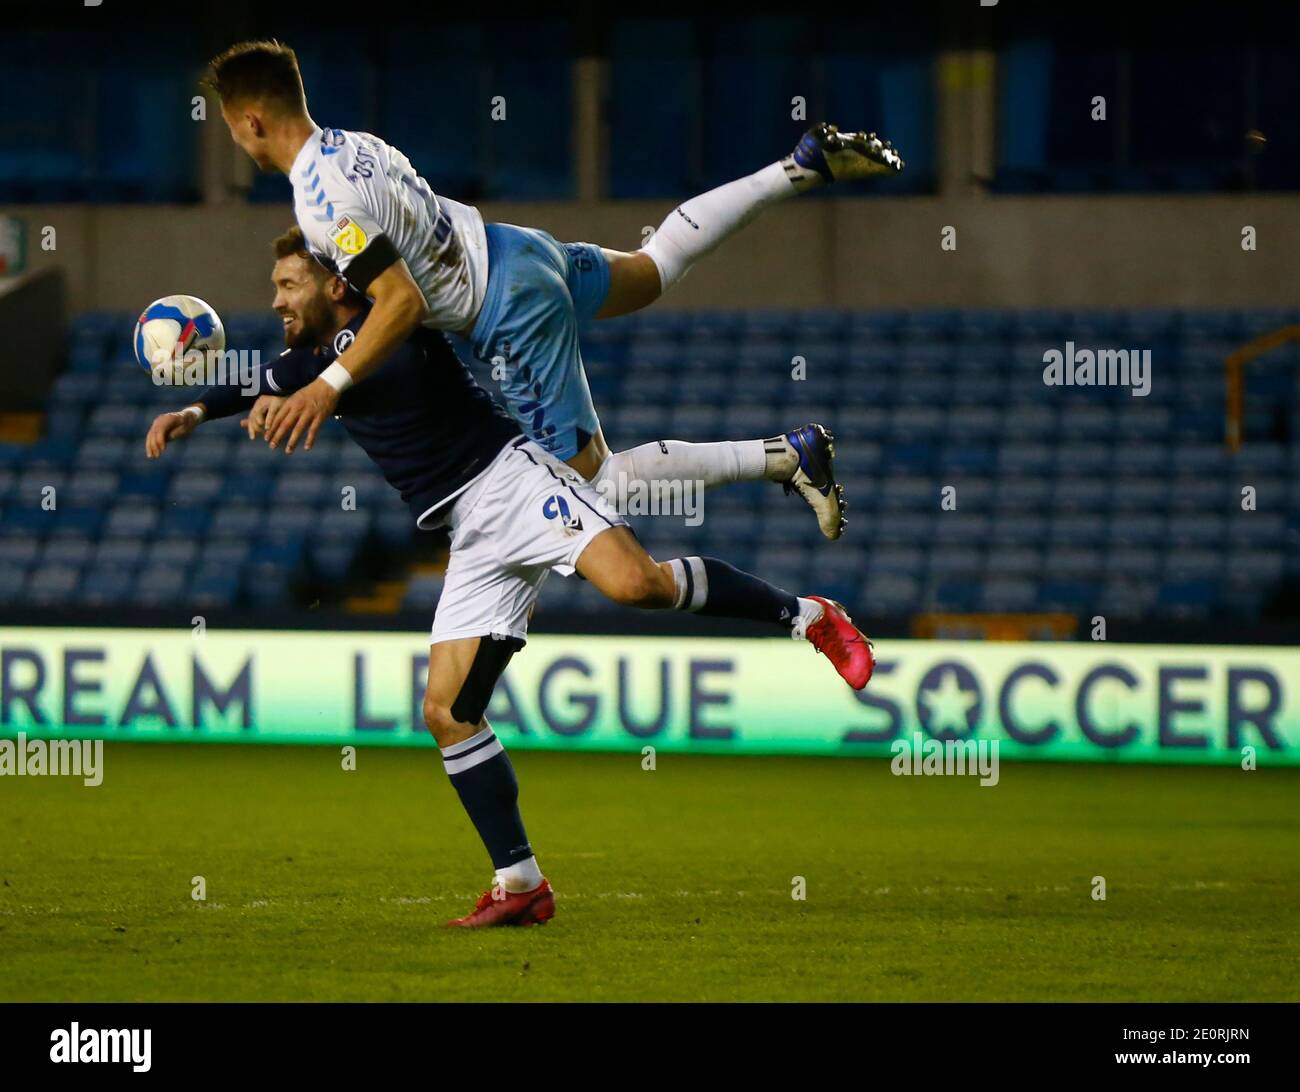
[1165,548,1225,580]
[1044,547,1105,581]
[1112,478,1168,511]
[985,547,1042,577]
[945,407,1002,441]
[1000,444,1055,475]
[2,508,54,535]
[133,567,189,607]
[932,514,992,545]
[995,477,1053,512]
[1156,580,1217,620]
[1106,547,1162,579]
[1056,443,1114,474]
[147,539,198,567]
[1227,513,1286,547]
[928,581,982,612]
[311,542,360,583]
[990,512,1049,544]
[862,574,921,615]
[879,476,935,511]
[1098,581,1158,619]
[940,477,995,509]
[981,579,1038,612]
[929,546,984,578]
[223,475,275,504]
[78,437,129,468]
[0,537,41,566]
[118,470,170,501]
[81,567,135,606]
[40,537,93,566]
[1038,581,1094,613]
[191,567,241,608]
[1109,514,1168,547]
[877,514,935,546]
[402,572,445,613]
[1059,406,1115,440]
[93,538,146,569]
[1053,478,1109,512]
[1050,515,1109,547]
[25,565,81,606]
[158,508,212,538]
[0,562,30,602]
[104,504,159,537]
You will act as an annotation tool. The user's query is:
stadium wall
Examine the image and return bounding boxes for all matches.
[1,627,1294,765]
[4,195,1299,316]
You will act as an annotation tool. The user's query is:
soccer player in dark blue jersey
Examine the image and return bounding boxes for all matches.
[145,228,874,927]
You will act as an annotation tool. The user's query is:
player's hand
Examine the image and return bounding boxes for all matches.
[266,377,339,454]
[240,394,284,440]
[145,409,201,459]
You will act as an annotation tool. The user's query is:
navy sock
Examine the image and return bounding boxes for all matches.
[440,727,533,870]
[668,556,800,629]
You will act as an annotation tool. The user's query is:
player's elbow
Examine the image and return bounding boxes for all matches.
[393,281,427,328]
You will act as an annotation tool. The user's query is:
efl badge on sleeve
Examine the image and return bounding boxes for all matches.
[330,216,368,256]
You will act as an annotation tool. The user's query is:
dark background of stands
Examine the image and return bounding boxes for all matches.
[2,2,1298,203]
[1,1,1298,642]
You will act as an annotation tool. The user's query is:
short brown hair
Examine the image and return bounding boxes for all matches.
[205,40,305,113]
[273,225,315,264]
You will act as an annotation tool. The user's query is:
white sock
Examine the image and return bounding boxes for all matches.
[790,597,825,641]
[763,434,799,480]
[594,439,768,511]
[495,855,544,894]
[640,161,795,292]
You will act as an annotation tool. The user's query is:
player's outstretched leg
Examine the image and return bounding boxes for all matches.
[594,422,845,540]
[598,122,903,317]
[423,637,555,927]
[577,527,874,689]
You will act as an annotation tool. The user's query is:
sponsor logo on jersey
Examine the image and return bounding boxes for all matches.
[542,493,583,534]
[330,215,368,256]
[333,329,355,354]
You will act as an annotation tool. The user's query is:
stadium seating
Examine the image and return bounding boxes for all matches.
[1,308,1296,624]
[5,18,1299,203]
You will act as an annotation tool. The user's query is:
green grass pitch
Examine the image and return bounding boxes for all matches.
[1,742,1296,1001]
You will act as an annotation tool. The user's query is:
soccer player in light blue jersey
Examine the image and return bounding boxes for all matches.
[206,40,903,541]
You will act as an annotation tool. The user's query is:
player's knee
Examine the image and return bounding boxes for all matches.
[614,562,675,609]
[422,696,461,746]
[592,448,632,494]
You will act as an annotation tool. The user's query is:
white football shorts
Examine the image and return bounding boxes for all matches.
[429,436,628,645]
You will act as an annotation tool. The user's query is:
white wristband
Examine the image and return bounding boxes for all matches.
[179,405,205,423]
[320,361,354,394]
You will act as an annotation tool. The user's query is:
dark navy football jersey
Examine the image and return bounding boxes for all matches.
[195,307,520,526]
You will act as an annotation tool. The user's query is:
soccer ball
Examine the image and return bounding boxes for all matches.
[133,294,225,386]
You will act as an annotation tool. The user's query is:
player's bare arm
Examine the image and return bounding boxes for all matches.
[241,393,284,439]
[145,392,279,456]
[144,405,205,458]
[265,260,426,453]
